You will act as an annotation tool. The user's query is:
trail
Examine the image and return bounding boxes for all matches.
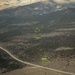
[0,47,75,75]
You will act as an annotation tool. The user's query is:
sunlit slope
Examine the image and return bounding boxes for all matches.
[0,0,45,10]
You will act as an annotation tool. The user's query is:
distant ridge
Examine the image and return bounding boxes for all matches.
[0,0,45,10]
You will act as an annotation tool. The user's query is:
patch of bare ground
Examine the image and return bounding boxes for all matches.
[10,31,65,41]
[55,47,74,51]
[39,32,65,38]
[36,58,75,73]
[57,28,75,31]
[0,67,64,75]
[0,58,75,75]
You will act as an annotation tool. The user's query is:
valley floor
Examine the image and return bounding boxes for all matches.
[0,58,75,75]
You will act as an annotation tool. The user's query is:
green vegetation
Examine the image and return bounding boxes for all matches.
[35,35,42,40]
[41,56,50,62]
[34,27,40,32]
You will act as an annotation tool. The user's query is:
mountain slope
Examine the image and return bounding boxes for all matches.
[0,0,45,10]
[0,4,75,28]
[0,2,75,74]
[0,2,52,17]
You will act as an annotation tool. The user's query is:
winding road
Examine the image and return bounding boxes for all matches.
[0,46,75,75]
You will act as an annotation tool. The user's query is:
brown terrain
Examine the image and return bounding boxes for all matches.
[0,2,75,75]
[0,56,75,75]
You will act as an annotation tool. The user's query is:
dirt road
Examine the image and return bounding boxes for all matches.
[0,47,75,75]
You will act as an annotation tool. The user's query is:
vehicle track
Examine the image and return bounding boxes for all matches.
[0,47,75,75]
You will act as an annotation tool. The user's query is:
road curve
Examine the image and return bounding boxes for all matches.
[0,46,75,75]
